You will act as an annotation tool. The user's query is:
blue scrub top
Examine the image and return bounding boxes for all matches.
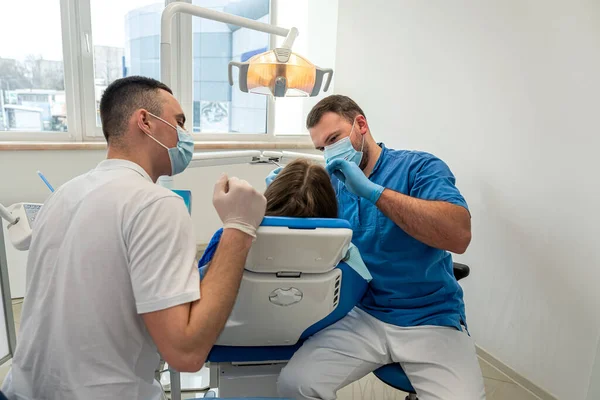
[334,143,469,330]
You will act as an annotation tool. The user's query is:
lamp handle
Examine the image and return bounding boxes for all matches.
[321,69,334,92]
[228,61,243,86]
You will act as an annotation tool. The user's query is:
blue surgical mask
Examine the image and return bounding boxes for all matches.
[145,113,194,175]
[323,119,364,166]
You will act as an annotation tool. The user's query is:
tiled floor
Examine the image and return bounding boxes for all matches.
[1,300,541,400]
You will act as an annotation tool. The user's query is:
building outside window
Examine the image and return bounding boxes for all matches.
[92,0,269,134]
[0,0,67,132]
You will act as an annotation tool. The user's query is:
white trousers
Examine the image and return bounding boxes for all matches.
[277,308,486,400]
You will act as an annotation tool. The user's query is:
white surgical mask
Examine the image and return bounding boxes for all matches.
[323,119,364,166]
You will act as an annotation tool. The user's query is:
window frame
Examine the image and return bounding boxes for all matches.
[0,0,83,142]
[0,0,314,143]
[77,0,101,141]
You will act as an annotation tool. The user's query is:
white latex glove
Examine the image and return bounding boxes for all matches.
[212,174,267,238]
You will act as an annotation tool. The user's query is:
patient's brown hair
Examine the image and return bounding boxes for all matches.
[264,159,338,218]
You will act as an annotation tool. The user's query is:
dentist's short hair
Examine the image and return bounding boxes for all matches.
[306,95,366,129]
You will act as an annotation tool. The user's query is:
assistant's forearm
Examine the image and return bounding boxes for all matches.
[182,229,252,357]
[376,189,471,253]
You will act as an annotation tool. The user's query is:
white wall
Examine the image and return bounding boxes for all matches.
[335,1,600,399]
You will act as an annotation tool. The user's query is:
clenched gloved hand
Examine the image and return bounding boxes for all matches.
[326,159,385,204]
[212,174,267,238]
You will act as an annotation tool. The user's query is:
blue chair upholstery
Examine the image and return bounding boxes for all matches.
[373,363,415,393]
[373,263,472,396]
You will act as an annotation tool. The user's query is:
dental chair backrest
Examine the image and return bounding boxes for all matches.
[213,217,353,347]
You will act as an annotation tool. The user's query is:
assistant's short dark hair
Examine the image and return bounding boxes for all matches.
[99,76,173,143]
[306,95,366,129]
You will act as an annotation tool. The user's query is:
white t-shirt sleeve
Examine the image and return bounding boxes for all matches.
[126,195,200,314]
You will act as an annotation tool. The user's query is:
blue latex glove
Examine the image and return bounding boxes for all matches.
[265,167,282,187]
[326,159,384,204]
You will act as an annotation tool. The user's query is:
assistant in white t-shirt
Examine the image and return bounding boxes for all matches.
[2,159,199,400]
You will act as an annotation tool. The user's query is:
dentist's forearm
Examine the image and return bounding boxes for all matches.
[376,189,471,254]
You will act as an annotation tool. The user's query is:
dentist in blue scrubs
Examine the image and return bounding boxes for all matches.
[275,95,486,400]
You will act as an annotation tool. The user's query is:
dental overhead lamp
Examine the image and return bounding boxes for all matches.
[161,3,333,97]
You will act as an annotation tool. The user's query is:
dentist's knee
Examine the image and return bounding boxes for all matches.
[278,363,335,400]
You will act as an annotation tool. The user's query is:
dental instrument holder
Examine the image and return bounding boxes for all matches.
[187,151,324,171]
[0,203,43,251]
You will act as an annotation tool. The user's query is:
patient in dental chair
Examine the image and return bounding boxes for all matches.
[260,158,338,219]
[198,159,370,281]
[198,159,337,274]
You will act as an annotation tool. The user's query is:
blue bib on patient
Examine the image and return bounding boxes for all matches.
[335,143,470,330]
[344,243,372,282]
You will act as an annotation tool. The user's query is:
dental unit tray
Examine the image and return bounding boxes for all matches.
[189,151,324,169]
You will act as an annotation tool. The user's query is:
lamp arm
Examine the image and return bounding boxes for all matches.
[281,27,299,50]
[161,2,292,86]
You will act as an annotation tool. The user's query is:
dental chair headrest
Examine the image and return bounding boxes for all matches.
[245,216,353,274]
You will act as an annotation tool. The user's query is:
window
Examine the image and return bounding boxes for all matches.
[0,0,68,134]
[0,0,338,141]
[89,0,162,129]
[191,0,270,134]
[271,0,338,135]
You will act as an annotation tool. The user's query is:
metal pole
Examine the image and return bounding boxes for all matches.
[169,368,182,400]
